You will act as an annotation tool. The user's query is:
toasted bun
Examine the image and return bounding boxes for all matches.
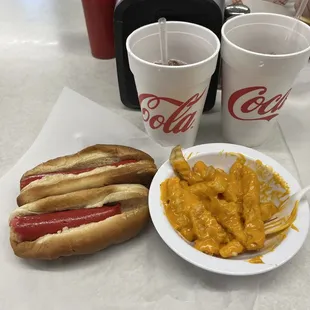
[17,160,157,206]
[22,144,154,178]
[10,184,149,260]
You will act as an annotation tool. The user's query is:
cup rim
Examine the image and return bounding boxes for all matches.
[222,12,310,59]
[126,21,221,70]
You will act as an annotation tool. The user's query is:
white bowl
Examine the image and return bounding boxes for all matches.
[149,143,309,276]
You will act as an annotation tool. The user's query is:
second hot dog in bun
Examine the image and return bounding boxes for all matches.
[17,145,157,206]
[10,184,149,260]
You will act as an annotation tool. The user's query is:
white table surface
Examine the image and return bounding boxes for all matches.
[1,1,310,309]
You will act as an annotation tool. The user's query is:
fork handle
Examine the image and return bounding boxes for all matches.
[294,185,310,202]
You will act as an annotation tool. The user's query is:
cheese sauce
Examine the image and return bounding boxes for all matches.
[163,147,291,259]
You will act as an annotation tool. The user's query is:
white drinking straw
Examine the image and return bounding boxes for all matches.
[158,18,168,65]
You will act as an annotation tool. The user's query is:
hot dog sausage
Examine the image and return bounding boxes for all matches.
[11,204,121,242]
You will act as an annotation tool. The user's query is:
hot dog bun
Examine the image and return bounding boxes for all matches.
[17,145,157,206]
[10,184,149,260]
[22,144,154,178]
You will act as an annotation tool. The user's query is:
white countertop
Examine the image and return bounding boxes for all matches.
[1,1,310,309]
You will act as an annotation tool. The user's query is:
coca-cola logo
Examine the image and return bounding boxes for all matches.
[138,89,206,134]
[228,86,292,121]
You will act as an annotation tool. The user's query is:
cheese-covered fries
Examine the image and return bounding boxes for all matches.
[161,146,280,258]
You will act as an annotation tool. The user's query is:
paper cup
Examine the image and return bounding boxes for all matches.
[221,13,310,147]
[126,22,220,148]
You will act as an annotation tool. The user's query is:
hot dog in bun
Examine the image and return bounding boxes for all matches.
[10,184,149,259]
[10,144,157,260]
[18,144,157,206]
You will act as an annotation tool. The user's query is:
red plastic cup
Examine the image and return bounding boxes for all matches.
[81,0,116,59]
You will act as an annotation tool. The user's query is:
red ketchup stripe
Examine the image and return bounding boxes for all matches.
[11,204,121,242]
[20,159,137,189]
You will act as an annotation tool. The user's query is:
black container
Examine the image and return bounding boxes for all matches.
[114,0,225,111]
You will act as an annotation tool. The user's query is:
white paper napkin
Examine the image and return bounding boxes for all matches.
[1,88,309,310]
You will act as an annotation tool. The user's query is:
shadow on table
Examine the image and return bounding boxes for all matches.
[196,111,225,145]
[58,32,90,56]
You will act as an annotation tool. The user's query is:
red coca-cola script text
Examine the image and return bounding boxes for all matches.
[138,89,206,134]
[228,86,291,121]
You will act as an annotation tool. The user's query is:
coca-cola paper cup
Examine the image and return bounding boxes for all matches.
[126,22,220,147]
[221,13,310,147]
